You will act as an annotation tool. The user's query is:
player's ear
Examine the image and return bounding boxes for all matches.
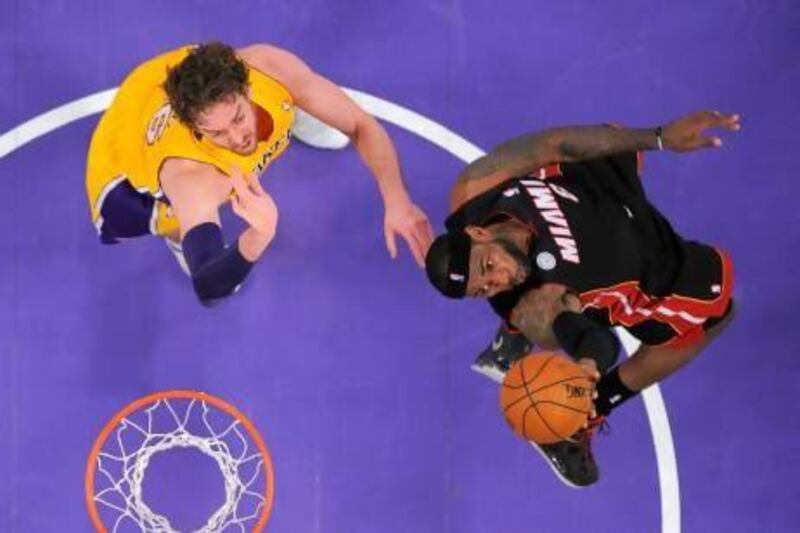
[464,225,492,242]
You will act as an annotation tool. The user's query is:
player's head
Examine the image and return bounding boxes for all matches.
[425,225,531,299]
[164,42,258,155]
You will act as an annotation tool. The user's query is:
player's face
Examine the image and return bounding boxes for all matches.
[466,238,531,298]
[195,92,258,155]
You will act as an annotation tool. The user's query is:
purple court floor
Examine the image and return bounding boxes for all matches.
[1,1,798,531]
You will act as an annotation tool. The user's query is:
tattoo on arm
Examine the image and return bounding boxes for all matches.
[514,314,560,349]
[462,125,659,182]
[510,285,578,349]
[556,126,658,161]
[451,124,658,208]
[459,153,507,182]
[460,132,552,182]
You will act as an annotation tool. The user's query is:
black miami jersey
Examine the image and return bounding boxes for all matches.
[445,153,734,348]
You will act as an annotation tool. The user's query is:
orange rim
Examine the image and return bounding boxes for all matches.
[85,390,274,532]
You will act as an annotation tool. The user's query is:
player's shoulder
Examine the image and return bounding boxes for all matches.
[446,176,523,232]
[237,43,311,81]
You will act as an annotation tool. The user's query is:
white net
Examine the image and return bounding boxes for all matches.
[90,396,269,532]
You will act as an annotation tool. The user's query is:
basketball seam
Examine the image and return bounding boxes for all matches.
[528,375,590,395]
[530,400,591,415]
[505,356,589,442]
[520,355,564,442]
[529,397,564,442]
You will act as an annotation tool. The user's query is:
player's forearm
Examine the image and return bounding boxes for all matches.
[460,125,659,183]
[237,226,275,262]
[182,222,257,305]
[549,125,660,162]
[352,117,411,205]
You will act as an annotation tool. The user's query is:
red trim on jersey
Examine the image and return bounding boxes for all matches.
[527,164,562,180]
[579,248,734,348]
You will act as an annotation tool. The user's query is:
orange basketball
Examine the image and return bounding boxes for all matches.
[500,352,592,444]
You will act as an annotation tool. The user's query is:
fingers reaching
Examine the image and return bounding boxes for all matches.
[666,110,741,152]
[384,228,398,260]
[407,230,426,267]
[245,171,267,196]
[418,217,435,254]
[230,192,245,217]
[229,170,251,200]
[723,113,741,131]
[410,221,433,267]
[383,202,434,267]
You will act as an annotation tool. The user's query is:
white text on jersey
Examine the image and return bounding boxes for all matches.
[520,179,581,264]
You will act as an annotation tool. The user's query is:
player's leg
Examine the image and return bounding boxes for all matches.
[593,303,734,416]
[91,177,188,274]
[596,243,735,416]
[154,202,189,276]
[622,305,734,389]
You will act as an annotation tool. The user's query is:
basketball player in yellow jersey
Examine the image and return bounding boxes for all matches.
[86,42,433,304]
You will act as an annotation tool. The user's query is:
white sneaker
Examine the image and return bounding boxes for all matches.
[291,108,350,150]
[163,237,191,276]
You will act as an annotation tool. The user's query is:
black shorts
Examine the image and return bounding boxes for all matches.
[582,242,735,348]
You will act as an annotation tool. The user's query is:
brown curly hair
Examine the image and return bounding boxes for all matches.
[163,42,249,128]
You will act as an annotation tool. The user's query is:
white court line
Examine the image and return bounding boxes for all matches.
[0,87,680,533]
[616,328,680,533]
[0,89,117,159]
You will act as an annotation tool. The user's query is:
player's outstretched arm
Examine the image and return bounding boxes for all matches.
[162,161,276,305]
[238,44,433,267]
[450,110,741,210]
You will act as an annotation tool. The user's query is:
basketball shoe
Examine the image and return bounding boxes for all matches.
[471,323,531,383]
[532,416,607,488]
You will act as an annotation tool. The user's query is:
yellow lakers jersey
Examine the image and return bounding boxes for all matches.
[86,45,295,223]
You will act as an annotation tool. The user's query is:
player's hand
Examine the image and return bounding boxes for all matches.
[229,167,279,241]
[576,357,600,422]
[662,110,741,152]
[384,198,434,267]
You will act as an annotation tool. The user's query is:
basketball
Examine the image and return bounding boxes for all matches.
[500,352,593,444]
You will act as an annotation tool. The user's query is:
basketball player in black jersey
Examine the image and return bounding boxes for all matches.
[425,110,739,488]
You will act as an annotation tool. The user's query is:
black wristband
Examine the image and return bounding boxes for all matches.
[182,223,254,304]
[552,312,620,373]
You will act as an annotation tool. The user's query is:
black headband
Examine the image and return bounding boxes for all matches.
[425,231,472,299]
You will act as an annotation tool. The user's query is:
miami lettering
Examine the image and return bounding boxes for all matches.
[520,179,581,264]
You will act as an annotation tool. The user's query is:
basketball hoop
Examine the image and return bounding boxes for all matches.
[85,390,274,532]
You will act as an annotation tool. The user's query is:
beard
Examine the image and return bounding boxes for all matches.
[495,237,532,284]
